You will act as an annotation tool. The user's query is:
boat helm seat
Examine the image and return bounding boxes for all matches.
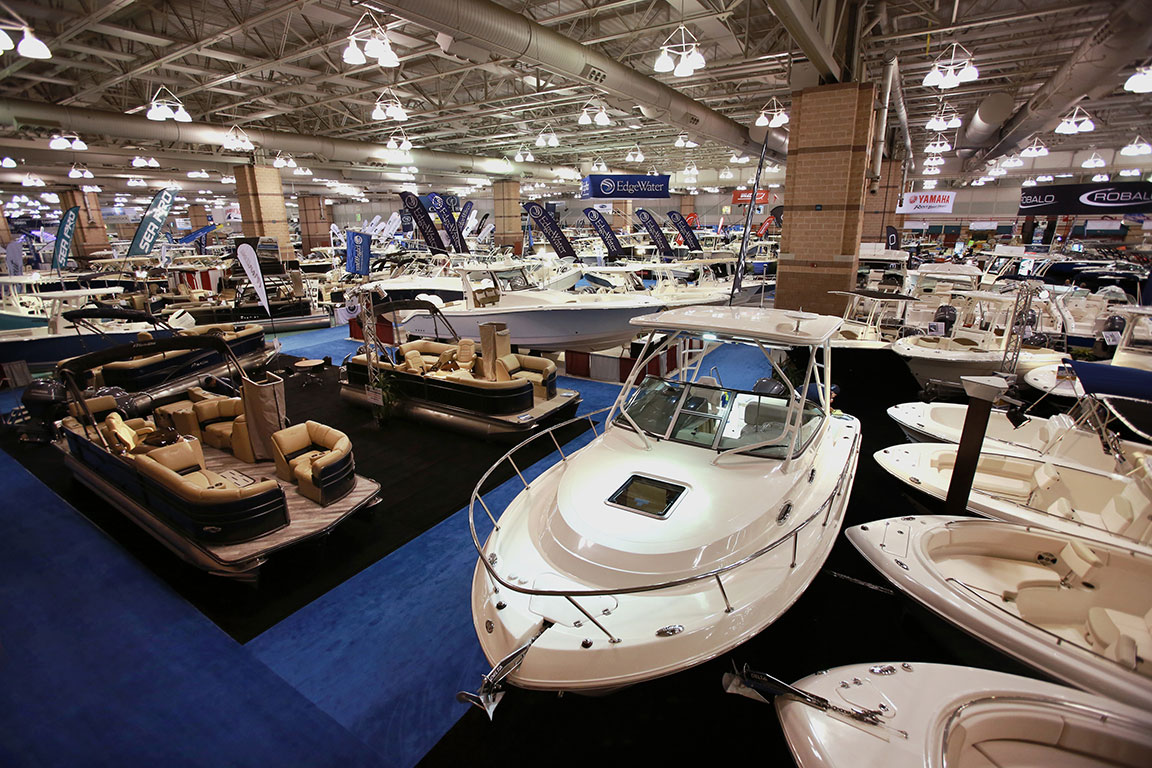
[271,420,354,505]
[1058,541,1103,582]
[67,394,121,423]
[1085,605,1152,672]
[404,349,428,374]
[105,412,155,453]
[143,438,231,490]
[456,339,476,373]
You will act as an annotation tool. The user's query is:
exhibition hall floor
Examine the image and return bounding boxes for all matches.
[0,326,1037,768]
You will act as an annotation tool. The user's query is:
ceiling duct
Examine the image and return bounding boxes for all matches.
[955,92,1014,158]
[0,98,576,180]
[967,0,1152,168]
[370,0,782,162]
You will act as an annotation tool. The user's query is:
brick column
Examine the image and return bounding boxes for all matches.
[492,180,522,254]
[860,156,905,242]
[298,194,331,254]
[777,82,875,315]
[188,204,210,229]
[679,194,695,217]
[234,164,292,260]
[0,209,11,245]
[60,189,109,260]
[612,199,634,234]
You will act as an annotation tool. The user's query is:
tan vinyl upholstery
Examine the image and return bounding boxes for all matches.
[104,412,155,452]
[67,394,120,422]
[154,387,227,431]
[135,438,278,503]
[404,349,427,374]
[270,421,352,504]
[456,339,476,372]
[1086,605,1152,671]
[494,353,554,398]
[193,397,244,451]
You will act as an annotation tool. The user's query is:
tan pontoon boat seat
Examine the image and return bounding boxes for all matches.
[193,397,244,451]
[473,286,500,307]
[135,438,278,503]
[404,349,428,374]
[397,340,454,369]
[137,331,153,342]
[1085,605,1152,671]
[67,394,121,422]
[494,353,554,398]
[105,412,155,453]
[270,421,351,504]
[163,387,228,434]
[456,339,476,372]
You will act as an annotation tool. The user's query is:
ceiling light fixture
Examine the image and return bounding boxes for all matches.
[293,166,313,176]
[81,185,101,193]
[127,177,146,187]
[1120,135,1152,156]
[922,167,941,175]
[624,144,645,163]
[924,133,953,154]
[535,125,559,148]
[655,25,705,77]
[1000,155,1023,168]
[1081,151,1105,168]
[21,173,44,187]
[1036,174,1054,182]
[1020,138,1049,158]
[14,26,50,59]
[1091,173,1109,182]
[1119,168,1141,177]
[1124,65,1152,94]
[373,89,409,122]
[222,125,254,151]
[1055,105,1095,134]
[145,86,190,122]
[754,97,789,128]
[922,180,938,189]
[922,42,978,90]
[1,156,15,168]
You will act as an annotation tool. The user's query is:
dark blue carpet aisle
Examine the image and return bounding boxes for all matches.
[0,449,384,768]
[248,376,620,768]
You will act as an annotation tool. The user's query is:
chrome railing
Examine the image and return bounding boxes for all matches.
[467,411,860,643]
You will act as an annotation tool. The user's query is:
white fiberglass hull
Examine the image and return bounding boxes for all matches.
[1025,363,1084,398]
[401,300,661,352]
[873,442,1152,556]
[892,337,1064,387]
[471,416,861,692]
[775,660,1152,768]
[846,516,1152,712]
[886,402,1144,473]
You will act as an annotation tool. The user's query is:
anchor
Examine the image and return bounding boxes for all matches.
[456,620,553,719]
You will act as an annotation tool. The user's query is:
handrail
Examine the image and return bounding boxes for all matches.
[467,414,859,621]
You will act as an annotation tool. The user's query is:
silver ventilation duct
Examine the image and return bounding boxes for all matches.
[955,92,1014,158]
[369,0,783,161]
[968,0,1152,167]
[869,53,897,194]
[0,98,576,180]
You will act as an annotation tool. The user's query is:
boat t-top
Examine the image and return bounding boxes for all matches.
[461,305,861,714]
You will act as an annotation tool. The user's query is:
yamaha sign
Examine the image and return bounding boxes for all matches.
[1018,182,1152,215]
[581,174,670,199]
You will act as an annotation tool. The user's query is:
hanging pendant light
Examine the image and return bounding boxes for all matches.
[923,42,977,91]
[1120,135,1152,156]
[0,28,12,52]
[1092,173,1109,182]
[1124,66,1152,94]
[48,134,71,150]
[343,36,367,65]
[578,109,592,125]
[594,106,610,126]
[16,27,51,59]
[1,157,15,168]
[654,47,675,73]
[1021,178,1037,187]
[1020,138,1049,158]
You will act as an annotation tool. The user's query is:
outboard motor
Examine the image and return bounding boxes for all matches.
[1014,308,1038,329]
[20,379,68,422]
[933,305,958,335]
[1093,314,1127,358]
[1022,332,1049,348]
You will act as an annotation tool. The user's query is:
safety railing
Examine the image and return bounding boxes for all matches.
[467,410,860,643]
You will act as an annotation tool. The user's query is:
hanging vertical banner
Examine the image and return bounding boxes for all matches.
[886,225,899,251]
[399,192,448,254]
[685,212,699,227]
[158,243,174,269]
[458,200,474,234]
[5,240,23,276]
[428,192,469,253]
[666,210,702,252]
[583,207,625,257]
[381,212,401,240]
[236,243,271,317]
[345,230,372,275]
[127,187,178,257]
[366,214,383,234]
[51,205,79,270]
[755,217,772,238]
[634,208,673,257]
[522,202,577,259]
[478,223,494,242]
[461,208,479,237]
[177,222,218,244]
[769,205,784,227]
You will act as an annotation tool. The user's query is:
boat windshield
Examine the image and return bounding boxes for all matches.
[617,375,824,459]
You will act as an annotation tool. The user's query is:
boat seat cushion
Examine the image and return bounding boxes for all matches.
[495,353,521,381]
[1060,541,1103,581]
[970,472,1033,500]
[456,339,476,372]
[403,349,427,374]
[105,412,155,452]
[271,420,350,485]
[194,397,243,450]
[1086,606,1152,670]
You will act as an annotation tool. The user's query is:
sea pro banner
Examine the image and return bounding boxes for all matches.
[583,206,625,257]
[666,210,702,252]
[580,174,670,199]
[51,205,79,270]
[127,187,178,257]
[634,208,673,258]
[346,230,372,275]
[236,243,271,317]
[399,191,448,255]
[895,190,956,214]
[1018,182,1152,216]
[428,192,469,253]
[685,212,699,227]
[458,200,474,234]
[522,202,577,260]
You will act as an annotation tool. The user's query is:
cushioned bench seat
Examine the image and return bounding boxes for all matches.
[1086,605,1152,671]
[271,420,355,506]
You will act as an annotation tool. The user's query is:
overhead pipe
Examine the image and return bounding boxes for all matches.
[0,98,577,181]
[955,92,1014,158]
[368,0,783,161]
[967,0,1152,168]
[869,51,897,194]
[889,55,914,169]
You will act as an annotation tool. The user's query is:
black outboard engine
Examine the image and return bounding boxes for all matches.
[1022,332,1049,348]
[933,305,958,335]
[1093,314,1127,358]
[1014,308,1038,329]
[20,379,68,422]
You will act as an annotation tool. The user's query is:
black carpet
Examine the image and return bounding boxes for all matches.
[1,356,588,643]
[416,348,1042,767]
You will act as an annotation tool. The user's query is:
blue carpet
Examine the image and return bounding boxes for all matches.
[0,385,26,414]
[0,449,384,768]
[248,375,620,768]
[274,324,364,362]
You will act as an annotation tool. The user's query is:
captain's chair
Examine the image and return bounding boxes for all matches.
[271,421,354,505]
[105,412,155,452]
[404,349,428,374]
[456,339,476,373]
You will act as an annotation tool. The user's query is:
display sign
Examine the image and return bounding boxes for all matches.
[666,210,702,252]
[731,189,771,205]
[1019,182,1152,216]
[5,240,22,276]
[428,192,468,253]
[634,208,673,257]
[236,243,271,317]
[400,211,414,233]
[1085,219,1125,231]
[127,187,178,257]
[755,217,772,238]
[346,230,371,275]
[178,223,218,244]
[399,191,448,255]
[969,221,999,230]
[458,201,474,234]
[685,212,699,226]
[580,174,670,199]
[886,225,899,251]
[522,202,576,259]
[583,207,625,257]
[896,191,956,214]
[52,205,79,270]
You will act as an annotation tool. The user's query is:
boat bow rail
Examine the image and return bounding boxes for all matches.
[466,405,860,644]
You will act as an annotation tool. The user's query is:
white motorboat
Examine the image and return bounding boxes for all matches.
[847,516,1152,711]
[886,402,1144,473]
[1055,285,1134,348]
[873,442,1152,554]
[830,290,920,350]
[460,306,860,712]
[1026,307,1152,399]
[581,263,729,307]
[732,660,1152,767]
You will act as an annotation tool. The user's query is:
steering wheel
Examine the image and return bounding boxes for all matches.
[429,349,458,372]
[508,275,529,290]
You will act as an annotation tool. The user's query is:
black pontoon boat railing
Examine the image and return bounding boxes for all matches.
[466,405,860,643]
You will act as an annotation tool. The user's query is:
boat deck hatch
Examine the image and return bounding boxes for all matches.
[607,475,685,519]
